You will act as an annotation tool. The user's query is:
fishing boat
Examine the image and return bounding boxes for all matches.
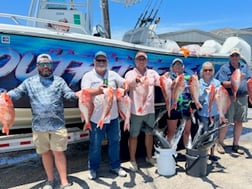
[0,0,250,130]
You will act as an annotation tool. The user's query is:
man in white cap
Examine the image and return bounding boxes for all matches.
[81,51,129,180]
[7,53,76,189]
[216,48,251,155]
[125,51,160,172]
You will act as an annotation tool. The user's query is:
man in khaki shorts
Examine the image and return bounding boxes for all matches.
[7,54,77,189]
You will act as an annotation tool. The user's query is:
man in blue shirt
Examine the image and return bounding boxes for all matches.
[216,48,251,155]
[8,54,76,189]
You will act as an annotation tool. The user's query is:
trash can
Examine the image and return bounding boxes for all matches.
[155,146,176,176]
[185,148,208,177]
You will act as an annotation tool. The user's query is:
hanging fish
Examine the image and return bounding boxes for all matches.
[97,86,114,129]
[159,72,172,117]
[76,89,94,131]
[215,86,231,124]
[188,74,202,110]
[0,92,15,135]
[231,68,241,102]
[116,88,131,131]
[247,77,252,103]
[171,74,185,110]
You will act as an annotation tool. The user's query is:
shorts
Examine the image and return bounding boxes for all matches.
[168,109,191,120]
[130,113,155,137]
[33,128,68,154]
[227,96,248,123]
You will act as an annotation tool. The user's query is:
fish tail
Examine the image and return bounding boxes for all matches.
[171,103,177,110]
[97,119,104,129]
[119,111,126,120]
[124,122,130,131]
[2,126,9,135]
[80,113,85,122]
[84,122,92,131]
[196,102,202,109]
[167,110,171,118]
[233,95,236,102]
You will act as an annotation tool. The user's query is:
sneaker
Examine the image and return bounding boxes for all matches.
[129,161,138,172]
[209,155,219,162]
[60,182,73,189]
[145,157,156,165]
[217,143,225,154]
[110,168,127,177]
[232,145,244,155]
[88,170,97,180]
[43,180,54,189]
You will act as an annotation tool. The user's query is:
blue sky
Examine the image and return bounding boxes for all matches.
[1,0,252,39]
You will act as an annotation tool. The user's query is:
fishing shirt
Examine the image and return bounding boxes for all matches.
[125,68,160,116]
[216,62,251,97]
[8,75,77,132]
[81,69,125,124]
[198,78,220,118]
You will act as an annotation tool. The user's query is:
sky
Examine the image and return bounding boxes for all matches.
[1,0,252,40]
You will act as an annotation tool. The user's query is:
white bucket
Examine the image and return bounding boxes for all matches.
[155,146,176,176]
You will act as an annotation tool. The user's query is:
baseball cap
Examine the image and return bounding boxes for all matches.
[37,54,52,63]
[229,48,240,56]
[135,51,148,59]
[94,51,107,59]
[172,58,184,66]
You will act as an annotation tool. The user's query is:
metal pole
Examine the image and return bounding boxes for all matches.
[101,0,111,38]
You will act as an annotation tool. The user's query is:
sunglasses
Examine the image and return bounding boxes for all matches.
[136,58,146,61]
[38,62,52,67]
[96,59,107,62]
[203,69,213,72]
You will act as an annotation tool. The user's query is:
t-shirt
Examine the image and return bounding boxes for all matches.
[125,68,160,116]
[81,69,125,124]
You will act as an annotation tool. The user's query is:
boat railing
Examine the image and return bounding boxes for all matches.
[0,12,88,34]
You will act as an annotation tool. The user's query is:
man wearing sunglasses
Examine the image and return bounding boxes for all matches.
[7,53,76,189]
[216,48,251,155]
[81,51,129,180]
